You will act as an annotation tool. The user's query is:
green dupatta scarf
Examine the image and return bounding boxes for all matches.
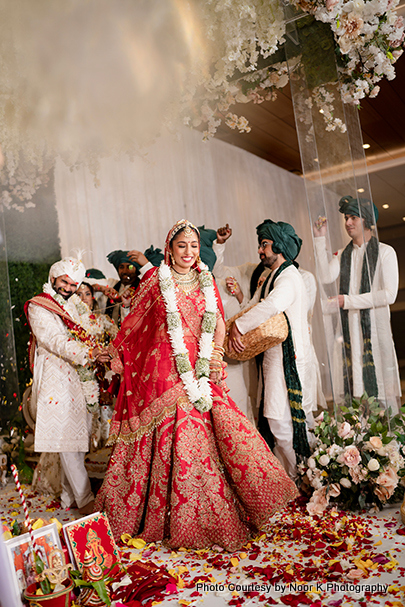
[339,236,379,398]
[258,260,310,458]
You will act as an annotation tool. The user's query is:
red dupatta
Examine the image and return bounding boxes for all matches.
[107,220,224,443]
[24,293,95,371]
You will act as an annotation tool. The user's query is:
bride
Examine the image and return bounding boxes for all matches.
[95,219,298,551]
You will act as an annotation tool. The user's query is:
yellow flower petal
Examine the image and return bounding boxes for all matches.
[176,577,185,589]
[32,519,44,530]
[121,533,132,543]
[49,518,62,533]
[373,540,382,546]
[177,566,188,575]
[129,553,142,561]
[129,538,146,549]
[239,552,247,559]
[230,557,239,567]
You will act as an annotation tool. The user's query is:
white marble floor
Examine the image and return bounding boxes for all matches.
[1,481,405,607]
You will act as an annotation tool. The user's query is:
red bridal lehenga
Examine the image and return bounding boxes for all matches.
[95,228,298,551]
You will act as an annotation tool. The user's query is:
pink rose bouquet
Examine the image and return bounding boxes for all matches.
[302,394,405,514]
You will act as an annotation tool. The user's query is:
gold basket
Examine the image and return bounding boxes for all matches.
[223,304,288,361]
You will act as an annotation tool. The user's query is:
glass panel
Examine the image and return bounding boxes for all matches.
[0,204,20,427]
[283,5,401,417]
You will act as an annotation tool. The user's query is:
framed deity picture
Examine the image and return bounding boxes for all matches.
[3,522,61,603]
[63,511,120,572]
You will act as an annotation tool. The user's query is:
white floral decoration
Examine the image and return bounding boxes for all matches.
[43,282,101,412]
[158,260,217,413]
[1,1,403,204]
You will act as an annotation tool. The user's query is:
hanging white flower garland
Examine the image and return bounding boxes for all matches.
[158,261,218,413]
[43,282,99,412]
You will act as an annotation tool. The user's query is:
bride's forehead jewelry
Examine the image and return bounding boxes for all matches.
[170,219,199,240]
[183,225,194,237]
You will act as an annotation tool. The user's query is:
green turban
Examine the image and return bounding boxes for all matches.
[144,245,164,267]
[197,225,217,272]
[107,250,134,271]
[338,195,379,229]
[256,219,302,261]
[85,268,106,280]
[107,246,164,273]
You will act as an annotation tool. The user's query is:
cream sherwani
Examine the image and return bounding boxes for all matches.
[29,304,90,453]
[314,237,401,411]
[28,290,94,508]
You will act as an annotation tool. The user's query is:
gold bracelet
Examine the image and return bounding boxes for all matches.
[213,345,225,353]
[209,361,222,369]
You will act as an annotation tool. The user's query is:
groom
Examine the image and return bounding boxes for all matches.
[25,257,109,514]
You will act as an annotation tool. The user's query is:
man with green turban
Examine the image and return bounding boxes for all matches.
[314,195,401,412]
[228,219,312,480]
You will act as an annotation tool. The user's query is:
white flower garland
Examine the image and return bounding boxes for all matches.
[43,282,99,412]
[158,261,217,413]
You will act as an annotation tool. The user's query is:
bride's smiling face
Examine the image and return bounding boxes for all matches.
[170,230,200,274]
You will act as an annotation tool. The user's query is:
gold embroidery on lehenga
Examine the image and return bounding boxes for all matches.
[96,269,298,551]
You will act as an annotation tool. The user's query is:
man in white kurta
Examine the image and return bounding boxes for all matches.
[213,227,325,421]
[228,220,311,480]
[26,257,109,514]
[314,196,401,413]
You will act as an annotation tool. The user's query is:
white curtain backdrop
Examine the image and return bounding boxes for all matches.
[54,127,336,395]
[54,127,316,277]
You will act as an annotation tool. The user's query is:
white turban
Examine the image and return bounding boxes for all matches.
[48,257,86,285]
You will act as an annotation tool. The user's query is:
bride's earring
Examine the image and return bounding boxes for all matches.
[196,255,201,264]
[170,253,175,265]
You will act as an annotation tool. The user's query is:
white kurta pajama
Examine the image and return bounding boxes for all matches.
[28,298,94,509]
[314,237,401,412]
[212,241,268,419]
[235,265,311,480]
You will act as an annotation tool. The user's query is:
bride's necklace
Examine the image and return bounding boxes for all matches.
[158,261,217,413]
[170,267,199,294]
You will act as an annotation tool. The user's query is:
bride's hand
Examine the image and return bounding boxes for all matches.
[209,369,222,384]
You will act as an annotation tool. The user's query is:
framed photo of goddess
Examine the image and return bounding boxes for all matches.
[3,523,61,603]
